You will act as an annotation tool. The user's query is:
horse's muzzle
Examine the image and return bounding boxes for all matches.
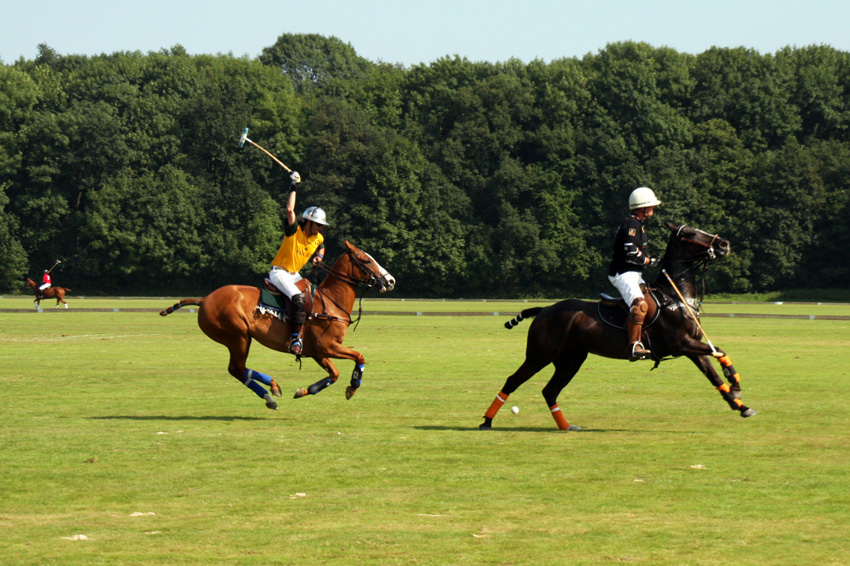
[715,240,731,258]
[379,274,396,293]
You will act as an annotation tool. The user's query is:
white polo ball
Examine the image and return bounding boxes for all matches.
[511,406,519,414]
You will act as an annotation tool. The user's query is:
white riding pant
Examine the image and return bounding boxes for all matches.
[608,271,645,306]
[268,268,303,299]
[39,283,51,291]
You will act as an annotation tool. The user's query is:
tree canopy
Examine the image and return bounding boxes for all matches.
[2,36,849,297]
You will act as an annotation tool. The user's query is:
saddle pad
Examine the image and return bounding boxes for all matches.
[260,287,288,311]
[597,289,662,330]
[597,302,628,329]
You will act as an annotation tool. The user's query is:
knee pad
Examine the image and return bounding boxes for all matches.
[629,299,648,324]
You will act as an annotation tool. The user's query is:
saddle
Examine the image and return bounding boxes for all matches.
[597,288,662,330]
[257,279,313,321]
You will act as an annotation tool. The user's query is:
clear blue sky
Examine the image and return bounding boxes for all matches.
[2,0,849,66]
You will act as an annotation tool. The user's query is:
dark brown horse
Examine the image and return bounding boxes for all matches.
[481,222,756,431]
[25,278,71,309]
[160,241,395,410]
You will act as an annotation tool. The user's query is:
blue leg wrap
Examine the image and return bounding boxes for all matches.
[244,368,272,386]
[243,375,268,398]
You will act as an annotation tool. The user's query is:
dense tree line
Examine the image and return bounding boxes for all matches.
[1,36,849,297]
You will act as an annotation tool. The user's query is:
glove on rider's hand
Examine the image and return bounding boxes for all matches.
[289,171,301,187]
[648,256,661,267]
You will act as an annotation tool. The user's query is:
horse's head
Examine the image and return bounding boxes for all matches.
[24,278,35,289]
[342,241,396,292]
[664,222,730,263]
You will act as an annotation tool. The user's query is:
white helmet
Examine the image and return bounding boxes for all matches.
[302,206,329,226]
[628,187,661,210]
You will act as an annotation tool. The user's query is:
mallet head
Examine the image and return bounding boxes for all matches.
[238,128,249,148]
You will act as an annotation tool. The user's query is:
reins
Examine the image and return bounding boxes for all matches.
[658,228,721,313]
[311,249,381,330]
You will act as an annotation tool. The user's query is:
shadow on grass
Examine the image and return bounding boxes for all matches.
[414,425,699,434]
[89,415,276,421]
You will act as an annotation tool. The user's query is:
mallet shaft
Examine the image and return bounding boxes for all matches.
[662,269,717,353]
[246,139,291,172]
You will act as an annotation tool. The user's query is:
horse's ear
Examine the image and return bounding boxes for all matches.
[344,241,358,253]
[665,221,679,233]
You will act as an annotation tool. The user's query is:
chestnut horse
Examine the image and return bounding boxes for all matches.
[25,278,70,309]
[159,241,395,410]
[481,222,756,431]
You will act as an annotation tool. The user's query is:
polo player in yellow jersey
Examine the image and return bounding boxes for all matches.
[268,171,328,355]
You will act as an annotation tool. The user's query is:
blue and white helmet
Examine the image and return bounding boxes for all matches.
[302,206,329,226]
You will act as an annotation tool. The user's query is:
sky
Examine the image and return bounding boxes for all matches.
[2,0,849,66]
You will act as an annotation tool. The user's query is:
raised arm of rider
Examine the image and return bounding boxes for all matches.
[285,182,297,226]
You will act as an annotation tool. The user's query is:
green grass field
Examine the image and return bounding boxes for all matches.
[1,300,848,565]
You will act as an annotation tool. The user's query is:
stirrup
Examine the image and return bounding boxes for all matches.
[629,342,651,362]
[289,337,302,356]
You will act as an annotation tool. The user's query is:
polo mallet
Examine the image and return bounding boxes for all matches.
[238,128,291,172]
[47,259,62,274]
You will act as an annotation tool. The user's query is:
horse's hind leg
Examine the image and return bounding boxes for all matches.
[224,337,280,410]
[541,349,588,431]
[480,358,550,430]
[689,355,756,418]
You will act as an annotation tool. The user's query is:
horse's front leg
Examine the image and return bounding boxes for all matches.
[672,331,725,358]
[688,355,756,418]
[320,344,366,400]
[294,357,345,399]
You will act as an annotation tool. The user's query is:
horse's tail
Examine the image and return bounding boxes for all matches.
[504,307,543,329]
[160,299,202,316]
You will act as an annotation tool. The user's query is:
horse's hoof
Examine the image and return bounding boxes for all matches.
[741,408,757,418]
[265,398,278,410]
[567,424,583,431]
[293,387,308,399]
[345,386,357,400]
[479,417,493,430]
[270,380,282,397]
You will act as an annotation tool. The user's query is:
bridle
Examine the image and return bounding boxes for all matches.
[315,248,384,290]
[311,248,386,328]
[660,225,727,310]
[674,225,721,261]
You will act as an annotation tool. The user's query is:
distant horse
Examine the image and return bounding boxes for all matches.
[160,241,396,410]
[481,222,756,431]
[25,278,70,309]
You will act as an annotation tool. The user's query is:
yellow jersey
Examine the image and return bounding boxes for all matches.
[271,222,324,273]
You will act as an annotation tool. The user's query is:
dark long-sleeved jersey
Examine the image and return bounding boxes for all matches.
[608,213,649,276]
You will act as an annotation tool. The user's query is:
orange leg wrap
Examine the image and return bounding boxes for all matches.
[549,404,570,430]
[717,355,742,384]
[484,392,509,419]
